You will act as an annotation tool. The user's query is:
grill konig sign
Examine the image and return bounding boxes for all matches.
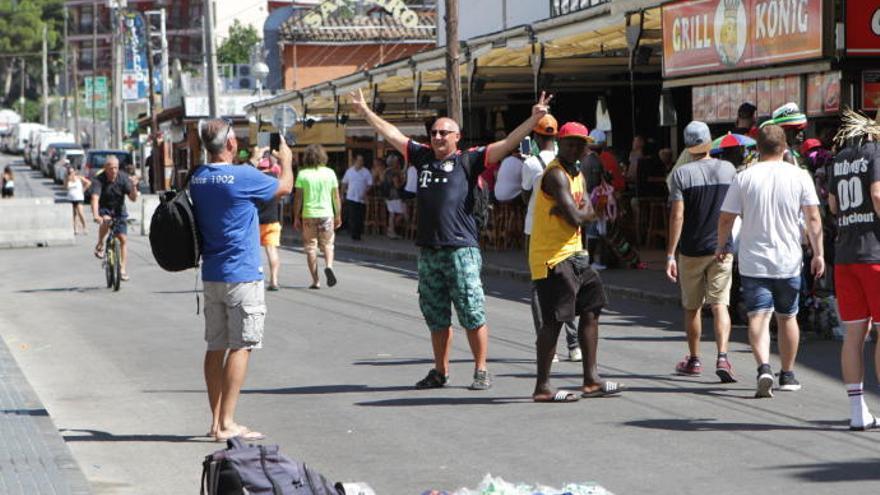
[662,0,823,77]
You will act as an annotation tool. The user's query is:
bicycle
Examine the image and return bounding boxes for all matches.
[103,216,123,291]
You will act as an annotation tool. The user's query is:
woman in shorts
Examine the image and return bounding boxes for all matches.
[65,165,91,235]
[293,144,341,289]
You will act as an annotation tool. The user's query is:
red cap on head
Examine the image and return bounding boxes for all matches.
[557,122,592,142]
[800,138,822,156]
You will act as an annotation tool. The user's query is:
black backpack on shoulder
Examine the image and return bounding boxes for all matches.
[471,176,492,230]
[149,187,201,272]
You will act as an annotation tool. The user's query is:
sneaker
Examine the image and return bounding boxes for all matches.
[675,356,702,376]
[415,369,448,389]
[778,371,802,391]
[568,347,583,362]
[552,353,560,363]
[715,357,737,383]
[469,369,492,390]
[756,364,774,398]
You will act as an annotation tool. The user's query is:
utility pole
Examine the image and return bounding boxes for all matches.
[111,6,123,148]
[73,48,81,144]
[145,13,160,191]
[19,58,25,118]
[42,24,49,126]
[204,0,220,117]
[63,5,69,131]
[444,0,462,124]
[91,1,97,148]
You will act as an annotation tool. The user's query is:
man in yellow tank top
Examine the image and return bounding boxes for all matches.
[529,122,626,402]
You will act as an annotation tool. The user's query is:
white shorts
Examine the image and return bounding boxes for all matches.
[386,199,406,215]
[203,280,266,351]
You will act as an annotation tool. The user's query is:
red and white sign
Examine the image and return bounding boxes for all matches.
[846,1,880,56]
[662,0,824,77]
[863,71,880,110]
[122,71,141,101]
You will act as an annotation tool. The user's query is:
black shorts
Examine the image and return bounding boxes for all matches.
[534,254,606,325]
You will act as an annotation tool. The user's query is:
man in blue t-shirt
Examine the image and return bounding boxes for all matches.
[190,119,293,441]
[351,88,552,391]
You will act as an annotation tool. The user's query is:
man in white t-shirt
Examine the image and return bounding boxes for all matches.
[494,152,524,202]
[341,154,372,240]
[716,124,824,399]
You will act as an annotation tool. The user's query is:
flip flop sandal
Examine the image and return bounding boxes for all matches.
[534,390,579,403]
[850,416,879,431]
[120,274,130,282]
[94,248,104,259]
[582,381,625,398]
[215,427,265,442]
[325,267,337,287]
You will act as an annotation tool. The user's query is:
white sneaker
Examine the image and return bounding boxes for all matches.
[552,353,560,363]
[569,347,583,362]
[590,262,607,271]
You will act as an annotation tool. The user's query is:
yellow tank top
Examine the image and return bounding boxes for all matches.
[529,159,586,280]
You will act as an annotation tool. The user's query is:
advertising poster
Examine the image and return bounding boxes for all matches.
[785,76,801,108]
[772,77,786,111]
[662,0,823,77]
[692,86,705,121]
[704,84,717,122]
[716,83,731,121]
[824,72,841,114]
[806,73,823,115]
[757,79,772,116]
[862,70,880,111]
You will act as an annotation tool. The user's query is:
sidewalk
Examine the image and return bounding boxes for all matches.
[0,337,91,494]
[281,229,680,307]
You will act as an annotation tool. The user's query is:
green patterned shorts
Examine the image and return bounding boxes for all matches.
[418,247,486,332]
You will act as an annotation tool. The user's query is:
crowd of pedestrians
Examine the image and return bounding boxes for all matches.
[181,88,880,441]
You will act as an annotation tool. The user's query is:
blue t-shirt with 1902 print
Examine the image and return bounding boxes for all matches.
[190,163,278,282]
[405,140,488,248]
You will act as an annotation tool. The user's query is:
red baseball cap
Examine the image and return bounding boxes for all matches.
[557,122,592,142]
[800,138,822,156]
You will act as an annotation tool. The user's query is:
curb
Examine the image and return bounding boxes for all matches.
[281,235,681,308]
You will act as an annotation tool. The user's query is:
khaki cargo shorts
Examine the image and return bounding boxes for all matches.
[679,254,733,310]
[302,217,335,257]
[203,280,266,351]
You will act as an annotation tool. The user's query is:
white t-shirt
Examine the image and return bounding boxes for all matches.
[341,167,373,203]
[404,165,418,194]
[494,155,524,202]
[720,160,819,278]
[522,149,557,235]
[67,178,85,202]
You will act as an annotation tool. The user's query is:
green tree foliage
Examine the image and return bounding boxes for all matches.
[217,20,261,65]
[0,0,64,109]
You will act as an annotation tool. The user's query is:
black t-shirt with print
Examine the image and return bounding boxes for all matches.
[405,140,488,248]
[831,142,880,264]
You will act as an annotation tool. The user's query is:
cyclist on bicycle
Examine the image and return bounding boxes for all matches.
[91,155,139,281]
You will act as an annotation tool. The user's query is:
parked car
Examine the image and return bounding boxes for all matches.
[51,144,85,184]
[83,149,133,178]
[8,123,46,155]
[38,132,75,177]
[27,129,66,169]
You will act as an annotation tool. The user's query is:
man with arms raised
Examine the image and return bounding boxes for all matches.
[190,119,293,440]
[351,89,551,390]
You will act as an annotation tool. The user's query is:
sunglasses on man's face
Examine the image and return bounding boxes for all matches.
[430,129,457,138]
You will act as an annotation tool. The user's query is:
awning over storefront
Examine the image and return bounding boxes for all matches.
[245,3,662,121]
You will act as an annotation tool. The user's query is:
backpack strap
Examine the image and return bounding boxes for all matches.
[536,153,547,170]
[258,445,285,495]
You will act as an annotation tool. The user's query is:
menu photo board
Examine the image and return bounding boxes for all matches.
[716,83,731,121]
[805,71,842,115]
[771,77,787,112]
[692,86,706,121]
[705,85,717,122]
[863,71,880,111]
[757,79,772,116]
[662,0,823,78]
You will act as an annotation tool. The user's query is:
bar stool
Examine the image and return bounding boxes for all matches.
[644,199,668,249]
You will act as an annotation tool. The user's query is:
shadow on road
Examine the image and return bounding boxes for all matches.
[1,408,49,416]
[355,396,527,407]
[16,286,105,293]
[353,357,536,367]
[775,459,880,482]
[61,428,208,443]
[241,384,414,395]
[623,417,846,432]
